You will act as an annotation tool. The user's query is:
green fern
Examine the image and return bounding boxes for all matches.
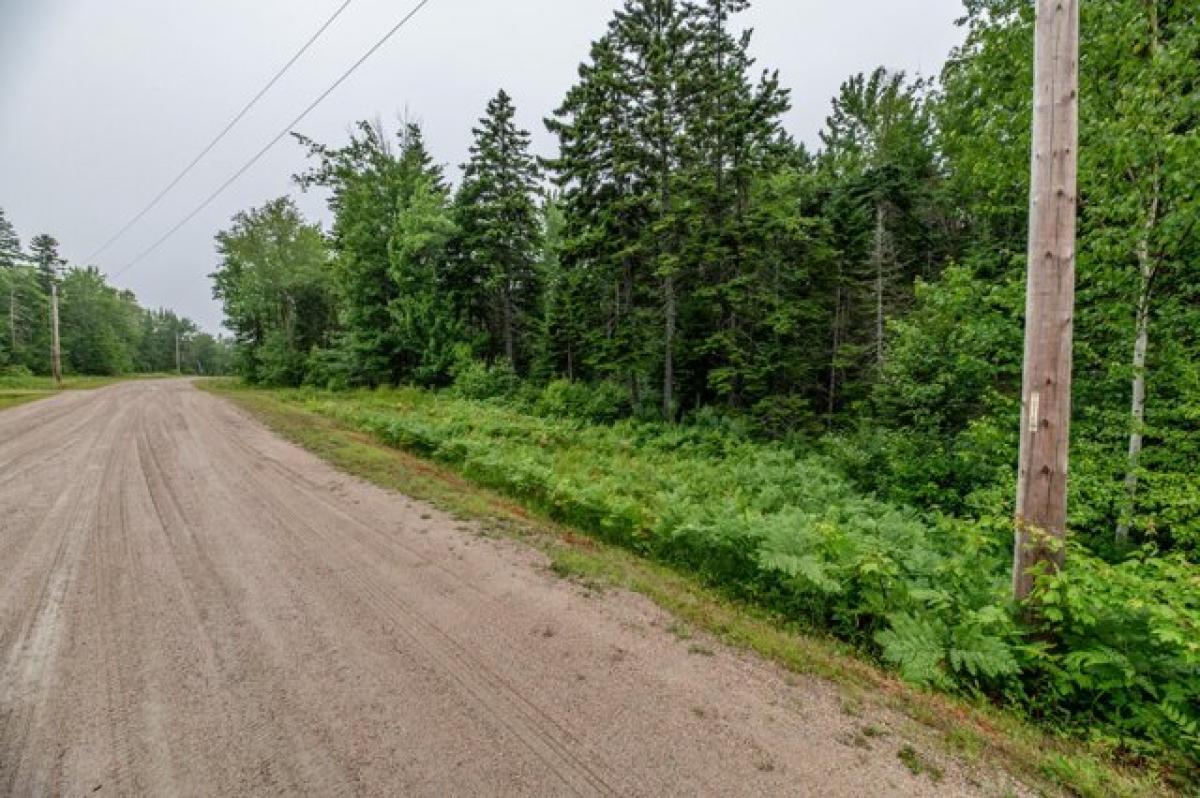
[875,613,951,688]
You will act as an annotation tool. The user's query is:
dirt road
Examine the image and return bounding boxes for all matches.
[0,380,1010,796]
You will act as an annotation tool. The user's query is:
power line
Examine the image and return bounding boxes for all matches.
[112,0,434,280]
[85,0,357,264]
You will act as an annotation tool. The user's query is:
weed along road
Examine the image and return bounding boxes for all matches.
[0,380,1007,796]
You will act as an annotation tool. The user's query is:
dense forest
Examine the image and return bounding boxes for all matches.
[0,211,230,376]
[211,0,1199,773]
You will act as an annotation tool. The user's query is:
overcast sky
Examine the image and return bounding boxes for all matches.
[0,0,967,333]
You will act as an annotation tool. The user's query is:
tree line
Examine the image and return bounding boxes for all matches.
[0,215,230,377]
[211,0,1199,559]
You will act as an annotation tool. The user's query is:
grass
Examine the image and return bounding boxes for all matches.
[0,374,137,411]
[203,379,1177,798]
[899,743,945,783]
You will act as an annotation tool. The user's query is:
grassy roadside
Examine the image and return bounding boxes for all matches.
[0,374,139,411]
[204,380,1171,798]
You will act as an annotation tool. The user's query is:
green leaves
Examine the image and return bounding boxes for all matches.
[876,614,951,687]
[1029,544,1200,761]
[212,197,334,386]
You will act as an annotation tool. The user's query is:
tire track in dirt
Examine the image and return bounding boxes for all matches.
[0,393,132,793]
[179,397,617,795]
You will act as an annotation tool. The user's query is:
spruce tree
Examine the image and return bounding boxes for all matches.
[548,0,804,418]
[295,120,452,385]
[548,0,698,418]
[454,89,543,372]
[547,32,656,403]
[0,208,21,269]
[29,233,64,292]
[817,69,939,413]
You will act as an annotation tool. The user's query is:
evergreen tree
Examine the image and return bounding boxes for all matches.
[817,68,941,414]
[548,0,799,419]
[28,233,64,292]
[0,208,21,269]
[547,26,663,410]
[296,121,456,386]
[0,208,27,367]
[680,0,803,412]
[530,196,584,379]
[453,89,543,372]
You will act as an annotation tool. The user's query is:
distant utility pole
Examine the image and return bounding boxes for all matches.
[50,283,62,388]
[8,284,16,354]
[175,331,181,374]
[1013,0,1079,603]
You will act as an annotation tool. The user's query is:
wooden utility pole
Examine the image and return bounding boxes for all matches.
[1013,0,1079,602]
[49,283,62,388]
[8,284,16,354]
[175,331,181,374]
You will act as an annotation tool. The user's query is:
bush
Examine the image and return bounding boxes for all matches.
[304,345,353,391]
[254,330,309,387]
[1029,546,1200,761]
[748,394,822,439]
[0,364,34,379]
[533,378,630,423]
[449,359,520,401]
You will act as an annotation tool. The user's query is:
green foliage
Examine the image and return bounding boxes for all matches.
[211,197,334,385]
[452,89,543,371]
[1030,546,1200,762]
[448,357,520,402]
[294,120,459,387]
[533,379,630,424]
[0,204,226,377]
[58,267,141,375]
[0,208,21,269]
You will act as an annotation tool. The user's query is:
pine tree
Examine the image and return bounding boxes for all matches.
[817,69,940,414]
[548,0,805,418]
[0,208,21,269]
[548,0,709,418]
[295,120,452,385]
[681,0,799,410]
[453,89,543,372]
[28,233,64,292]
[547,30,658,406]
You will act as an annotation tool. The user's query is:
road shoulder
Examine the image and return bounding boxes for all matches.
[205,381,1152,798]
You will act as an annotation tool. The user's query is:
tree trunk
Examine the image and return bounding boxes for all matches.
[873,202,886,369]
[1116,2,1162,545]
[503,285,516,370]
[828,279,844,418]
[663,272,676,422]
[1117,183,1160,544]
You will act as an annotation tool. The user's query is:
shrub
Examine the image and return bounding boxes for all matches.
[449,358,520,401]
[533,378,630,424]
[0,364,34,379]
[1029,546,1200,762]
